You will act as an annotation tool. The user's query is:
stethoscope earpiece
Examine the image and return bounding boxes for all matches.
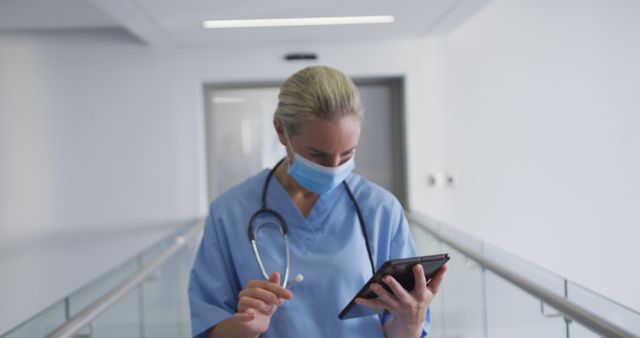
[287,273,304,289]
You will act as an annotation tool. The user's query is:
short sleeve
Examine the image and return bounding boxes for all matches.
[381,210,432,337]
[188,211,240,338]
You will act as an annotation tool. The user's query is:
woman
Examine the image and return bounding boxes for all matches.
[189,66,446,338]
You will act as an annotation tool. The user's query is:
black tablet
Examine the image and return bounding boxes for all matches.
[338,253,450,320]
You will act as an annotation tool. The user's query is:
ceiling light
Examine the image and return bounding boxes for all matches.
[203,16,395,29]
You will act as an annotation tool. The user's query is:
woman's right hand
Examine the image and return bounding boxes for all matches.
[209,272,293,338]
[232,272,293,335]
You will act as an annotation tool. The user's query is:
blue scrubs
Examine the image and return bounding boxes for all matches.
[189,169,431,338]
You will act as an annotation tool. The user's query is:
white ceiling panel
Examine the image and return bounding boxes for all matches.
[0,0,118,31]
[91,0,461,45]
[1,0,478,46]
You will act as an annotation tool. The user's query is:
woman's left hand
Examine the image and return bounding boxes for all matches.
[355,264,447,338]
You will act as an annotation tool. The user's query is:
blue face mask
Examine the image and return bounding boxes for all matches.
[284,129,355,195]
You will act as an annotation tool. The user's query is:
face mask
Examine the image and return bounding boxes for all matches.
[283,128,355,195]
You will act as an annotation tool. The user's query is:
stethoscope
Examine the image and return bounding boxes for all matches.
[248,158,376,287]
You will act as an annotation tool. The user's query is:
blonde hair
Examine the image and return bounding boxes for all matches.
[275,65,362,135]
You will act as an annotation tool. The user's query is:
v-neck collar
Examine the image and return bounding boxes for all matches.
[267,173,344,234]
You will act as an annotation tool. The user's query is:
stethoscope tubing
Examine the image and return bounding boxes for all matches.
[247,158,375,288]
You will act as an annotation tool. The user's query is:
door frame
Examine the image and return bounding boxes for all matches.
[202,76,408,207]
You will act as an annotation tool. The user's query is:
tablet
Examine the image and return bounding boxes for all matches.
[338,253,450,320]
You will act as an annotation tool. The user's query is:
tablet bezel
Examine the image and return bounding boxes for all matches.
[338,253,450,320]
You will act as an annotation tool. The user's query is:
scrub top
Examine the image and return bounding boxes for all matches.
[188,169,431,338]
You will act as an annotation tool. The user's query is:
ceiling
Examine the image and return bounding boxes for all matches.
[0,0,480,46]
[0,0,118,31]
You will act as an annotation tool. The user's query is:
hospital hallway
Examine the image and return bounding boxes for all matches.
[1,0,639,337]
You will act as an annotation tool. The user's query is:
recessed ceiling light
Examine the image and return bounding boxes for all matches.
[203,16,395,29]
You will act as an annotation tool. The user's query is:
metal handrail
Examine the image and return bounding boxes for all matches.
[407,211,639,338]
[45,220,204,338]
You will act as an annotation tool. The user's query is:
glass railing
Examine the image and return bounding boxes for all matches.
[1,220,201,338]
[408,212,640,338]
[4,212,638,338]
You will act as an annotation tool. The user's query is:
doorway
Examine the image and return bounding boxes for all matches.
[202,77,407,206]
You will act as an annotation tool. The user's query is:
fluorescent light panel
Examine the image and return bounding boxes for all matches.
[203,16,394,29]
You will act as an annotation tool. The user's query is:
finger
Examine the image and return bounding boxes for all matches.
[427,265,448,295]
[247,279,293,300]
[413,264,428,295]
[269,271,280,284]
[232,312,255,322]
[355,297,388,311]
[238,296,273,315]
[269,271,295,300]
[240,287,283,306]
[368,282,401,310]
[381,275,413,304]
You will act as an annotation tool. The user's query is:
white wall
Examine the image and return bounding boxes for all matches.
[0,29,201,240]
[410,0,640,311]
